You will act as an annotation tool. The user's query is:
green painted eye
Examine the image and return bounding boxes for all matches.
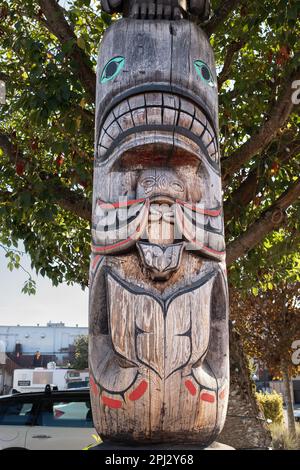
[194,60,215,87]
[100,57,125,84]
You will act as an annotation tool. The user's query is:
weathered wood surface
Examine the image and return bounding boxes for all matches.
[90,18,229,445]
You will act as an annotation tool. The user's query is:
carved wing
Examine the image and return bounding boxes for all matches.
[107,270,215,380]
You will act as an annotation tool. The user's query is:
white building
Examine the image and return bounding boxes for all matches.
[0,321,87,364]
[0,322,88,394]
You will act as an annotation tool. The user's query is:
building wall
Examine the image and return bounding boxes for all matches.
[0,322,88,363]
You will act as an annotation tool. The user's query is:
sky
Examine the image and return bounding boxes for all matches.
[0,248,89,327]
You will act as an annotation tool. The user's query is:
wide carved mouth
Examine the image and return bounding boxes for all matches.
[96,92,220,173]
[91,197,225,260]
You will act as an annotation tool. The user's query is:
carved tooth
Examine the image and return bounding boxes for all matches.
[163,93,179,110]
[180,99,195,116]
[118,112,134,130]
[148,204,174,244]
[178,111,193,129]
[191,119,205,137]
[106,120,121,140]
[145,93,163,106]
[149,204,162,221]
[128,94,146,109]
[163,107,177,125]
[195,108,207,126]
[102,113,115,130]
[156,3,163,18]
[131,108,147,126]
[162,211,175,223]
[113,100,130,118]
[202,128,213,148]
[97,145,107,159]
[99,132,113,150]
[98,129,106,144]
[146,106,162,125]
[206,121,215,138]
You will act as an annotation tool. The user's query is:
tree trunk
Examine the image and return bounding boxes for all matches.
[219,327,272,449]
[282,360,296,438]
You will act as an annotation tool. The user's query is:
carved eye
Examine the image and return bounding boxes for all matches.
[100,57,125,84]
[194,60,215,87]
[171,181,184,192]
[141,177,156,190]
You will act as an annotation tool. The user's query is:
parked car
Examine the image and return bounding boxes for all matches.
[0,387,98,450]
[294,408,300,423]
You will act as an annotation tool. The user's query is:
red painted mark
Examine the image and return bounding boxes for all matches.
[101,395,122,409]
[98,198,146,209]
[129,380,148,401]
[219,389,226,400]
[201,392,215,403]
[92,237,133,253]
[90,376,98,396]
[176,200,222,217]
[185,379,197,396]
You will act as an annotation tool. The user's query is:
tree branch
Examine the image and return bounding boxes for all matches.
[0,133,17,163]
[222,67,300,185]
[218,39,245,88]
[38,0,95,102]
[224,170,258,224]
[0,72,9,81]
[226,178,300,265]
[204,0,242,37]
[224,136,300,224]
[50,182,91,221]
[0,132,92,221]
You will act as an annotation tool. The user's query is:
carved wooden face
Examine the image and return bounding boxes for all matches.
[90,18,229,445]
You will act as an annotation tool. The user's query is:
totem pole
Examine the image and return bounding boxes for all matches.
[89,0,229,446]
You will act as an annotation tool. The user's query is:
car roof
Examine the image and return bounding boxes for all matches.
[0,388,90,401]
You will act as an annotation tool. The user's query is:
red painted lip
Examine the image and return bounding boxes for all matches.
[97,198,146,209]
[129,380,148,401]
[176,199,222,217]
[92,236,134,253]
[101,395,123,409]
[185,379,197,396]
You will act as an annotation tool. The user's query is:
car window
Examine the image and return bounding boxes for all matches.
[0,400,35,426]
[37,398,94,428]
